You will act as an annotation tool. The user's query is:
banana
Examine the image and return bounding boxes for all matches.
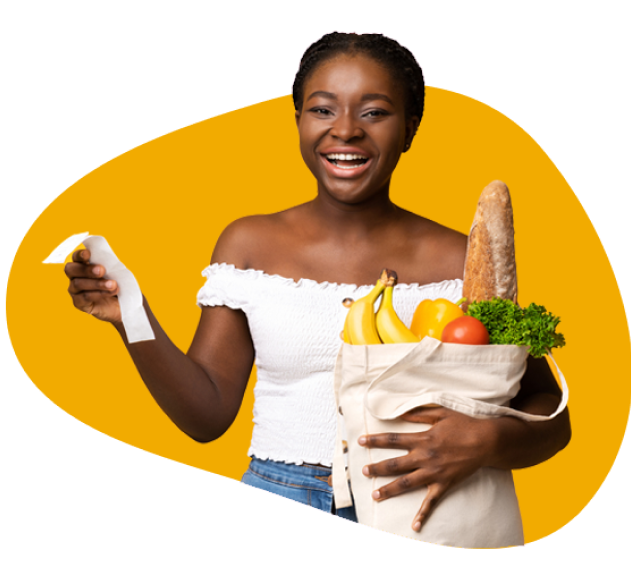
[343,273,386,345]
[342,298,354,344]
[376,270,420,344]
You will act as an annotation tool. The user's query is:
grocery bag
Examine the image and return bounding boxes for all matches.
[332,337,568,548]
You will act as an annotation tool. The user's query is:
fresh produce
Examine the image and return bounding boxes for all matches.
[342,272,386,345]
[375,270,420,344]
[442,316,490,345]
[338,256,565,354]
[409,297,466,339]
[465,298,565,358]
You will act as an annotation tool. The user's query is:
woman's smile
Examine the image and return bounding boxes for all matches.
[324,153,369,170]
[320,146,372,178]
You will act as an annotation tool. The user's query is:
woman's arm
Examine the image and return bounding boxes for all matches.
[113,300,254,443]
[64,227,256,443]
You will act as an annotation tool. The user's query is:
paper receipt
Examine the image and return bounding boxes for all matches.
[43,232,155,343]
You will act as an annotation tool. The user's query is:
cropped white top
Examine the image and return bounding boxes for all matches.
[197,263,464,466]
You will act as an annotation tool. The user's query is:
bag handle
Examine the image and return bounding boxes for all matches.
[478,349,569,421]
[365,349,568,422]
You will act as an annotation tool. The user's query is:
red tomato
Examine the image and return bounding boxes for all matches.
[441,316,489,345]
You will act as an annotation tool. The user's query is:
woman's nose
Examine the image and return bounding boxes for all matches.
[330,112,364,141]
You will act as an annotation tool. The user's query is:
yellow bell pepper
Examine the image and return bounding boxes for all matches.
[409,297,466,339]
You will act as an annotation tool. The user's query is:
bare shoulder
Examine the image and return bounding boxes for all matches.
[399,211,468,283]
[210,215,273,268]
[210,207,302,269]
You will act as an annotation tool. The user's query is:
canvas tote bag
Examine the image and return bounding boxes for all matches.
[332,337,568,548]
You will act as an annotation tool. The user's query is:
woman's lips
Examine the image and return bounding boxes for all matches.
[319,152,371,178]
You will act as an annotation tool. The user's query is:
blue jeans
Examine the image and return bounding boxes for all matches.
[241,458,358,522]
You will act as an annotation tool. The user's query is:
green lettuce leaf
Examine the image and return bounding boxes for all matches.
[466,298,565,357]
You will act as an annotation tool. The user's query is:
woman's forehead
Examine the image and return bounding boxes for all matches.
[307,52,395,82]
[303,53,402,101]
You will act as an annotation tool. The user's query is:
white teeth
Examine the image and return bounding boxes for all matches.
[335,163,365,169]
[325,153,367,161]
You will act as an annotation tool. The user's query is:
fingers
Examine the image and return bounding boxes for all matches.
[65,249,119,314]
[62,247,122,323]
[358,431,423,451]
[368,467,430,502]
[364,466,450,532]
[68,277,118,295]
[412,483,449,532]
[64,262,103,278]
[68,248,103,278]
[364,474,450,533]
[359,431,435,480]
[358,423,448,521]
[71,248,90,263]
[362,442,437,503]
[399,405,451,424]
[67,248,106,279]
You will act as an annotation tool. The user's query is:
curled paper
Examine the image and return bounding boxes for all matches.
[43,232,155,343]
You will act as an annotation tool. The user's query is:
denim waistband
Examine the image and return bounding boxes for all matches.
[247,457,333,492]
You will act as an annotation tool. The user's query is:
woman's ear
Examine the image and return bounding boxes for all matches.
[404,116,421,152]
[295,109,302,128]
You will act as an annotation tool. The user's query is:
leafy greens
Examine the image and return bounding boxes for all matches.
[466,298,565,358]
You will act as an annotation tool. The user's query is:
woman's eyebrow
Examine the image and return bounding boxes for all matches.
[361,93,394,105]
[305,91,394,105]
[306,91,336,102]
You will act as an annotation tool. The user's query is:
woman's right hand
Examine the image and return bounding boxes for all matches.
[64,248,122,324]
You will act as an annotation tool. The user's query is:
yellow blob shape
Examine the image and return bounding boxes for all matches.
[6,90,631,544]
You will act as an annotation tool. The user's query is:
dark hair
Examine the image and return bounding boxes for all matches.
[292,32,425,122]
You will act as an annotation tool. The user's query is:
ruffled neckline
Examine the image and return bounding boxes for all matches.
[203,262,463,294]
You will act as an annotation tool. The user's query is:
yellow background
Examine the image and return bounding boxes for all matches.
[7,89,630,544]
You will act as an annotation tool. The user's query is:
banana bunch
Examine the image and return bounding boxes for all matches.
[342,269,420,345]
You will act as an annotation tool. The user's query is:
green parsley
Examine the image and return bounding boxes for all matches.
[466,298,565,358]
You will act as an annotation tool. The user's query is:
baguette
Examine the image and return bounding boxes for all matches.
[462,180,517,311]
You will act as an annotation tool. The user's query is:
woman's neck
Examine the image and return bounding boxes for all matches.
[308,188,402,239]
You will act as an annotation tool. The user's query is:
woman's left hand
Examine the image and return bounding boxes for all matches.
[358,406,497,532]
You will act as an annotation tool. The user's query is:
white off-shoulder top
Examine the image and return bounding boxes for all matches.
[197,263,464,466]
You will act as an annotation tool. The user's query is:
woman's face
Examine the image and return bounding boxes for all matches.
[296,53,419,206]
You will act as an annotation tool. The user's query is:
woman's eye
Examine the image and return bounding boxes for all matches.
[364,110,387,118]
[310,108,332,116]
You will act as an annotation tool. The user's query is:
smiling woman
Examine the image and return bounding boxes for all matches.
[60,32,571,547]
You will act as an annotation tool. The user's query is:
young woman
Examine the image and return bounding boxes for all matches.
[64,33,571,533]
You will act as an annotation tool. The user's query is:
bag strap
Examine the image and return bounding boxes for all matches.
[452,350,568,421]
[475,350,569,421]
[365,349,568,423]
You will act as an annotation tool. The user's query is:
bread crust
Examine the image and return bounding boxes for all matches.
[462,180,517,310]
